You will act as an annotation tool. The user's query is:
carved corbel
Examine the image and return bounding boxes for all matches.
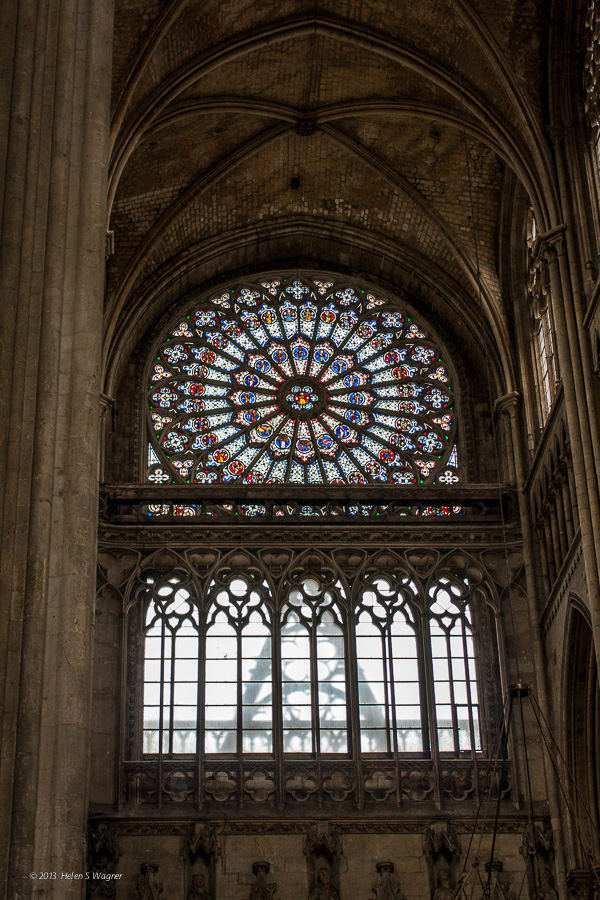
[182,823,221,863]
[424,822,461,900]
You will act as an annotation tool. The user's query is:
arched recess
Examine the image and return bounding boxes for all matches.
[102,264,503,489]
[563,598,600,864]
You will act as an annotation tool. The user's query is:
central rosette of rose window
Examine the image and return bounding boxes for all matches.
[281,380,325,418]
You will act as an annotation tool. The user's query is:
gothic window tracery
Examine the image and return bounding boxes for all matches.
[131,555,493,767]
[146,277,459,489]
[355,572,423,754]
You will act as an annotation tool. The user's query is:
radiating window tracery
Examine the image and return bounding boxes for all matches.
[146,277,458,487]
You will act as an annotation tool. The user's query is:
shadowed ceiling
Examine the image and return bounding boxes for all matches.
[105,0,555,394]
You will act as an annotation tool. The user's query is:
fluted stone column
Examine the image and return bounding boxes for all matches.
[0,0,113,895]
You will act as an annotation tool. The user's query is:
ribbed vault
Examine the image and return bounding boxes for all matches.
[105,0,555,398]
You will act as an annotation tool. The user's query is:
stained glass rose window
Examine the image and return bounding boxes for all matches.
[147,277,458,486]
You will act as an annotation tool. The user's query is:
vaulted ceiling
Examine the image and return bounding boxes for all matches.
[105,0,559,394]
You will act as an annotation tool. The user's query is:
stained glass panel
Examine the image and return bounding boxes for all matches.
[147,277,457,486]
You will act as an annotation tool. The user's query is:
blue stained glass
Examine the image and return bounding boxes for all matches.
[290,460,305,483]
[299,301,318,338]
[268,460,288,482]
[321,355,354,380]
[317,305,337,339]
[350,446,387,480]
[205,333,246,361]
[261,280,281,296]
[191,425,239,449]
[260,307,284,339]
[365,355,400,373]
[307,460,324,483]
[418,432,443,452]
[322,459,344,482]
[245,452,274,482]
[147,277,457,485]
[191,348,238,371]
[241,311,270,345]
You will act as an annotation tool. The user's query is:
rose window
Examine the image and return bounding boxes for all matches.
[147,277,459,485]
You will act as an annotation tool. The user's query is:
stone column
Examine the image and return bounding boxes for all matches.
[499,394,568,898]
[542,238,600,670]
[0,0,113,895]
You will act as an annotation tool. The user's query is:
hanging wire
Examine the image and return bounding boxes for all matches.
[528,693,600,885]
[516,690,543,900]
[449,690,512,900]
[443,10,600,896]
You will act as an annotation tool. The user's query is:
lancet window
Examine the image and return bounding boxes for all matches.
[527,209,558,426]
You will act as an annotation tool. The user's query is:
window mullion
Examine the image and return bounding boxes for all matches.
[384,630,396,757]
[445,630,459,753]
[345,606,361,764]
[237,630,243,759]
[310,624,320,757]
[169,625,176,756]
[196,611,205,809]
[461,615,478,756]
[423,613,438,760]
[157,616,166,808]
[272,610,284,804]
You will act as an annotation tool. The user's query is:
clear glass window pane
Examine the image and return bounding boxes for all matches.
[360,729,388,752]
[242,681,272,705]
[176,636,199,658]
[173,682,198,705]
[173,705,197,726]
[317,658,345,681]
[144,683,161,705]
[172,730,196,754]
[241,657,272,681]
[205,706,237,727]
[394,682,420,704]
[283,729,312,752]
[205,659,237,681]
[320,729,347,752]
[391,657,419,680]
[143,730,159,754]
[318,683,347,704]
[437,729,455,751]
[397,729,423,752]
[206,635,237,659]
[145,637,162,658]
[358,681,386,704]
[434,682,451,704]
[205,730,236,753]
[282,682,311,703]
[174,658,199,681]
[205,682,237,705]
[356,658,385,682]
[282,705,311,726]
[243,730,272,753]
[359,705,387,727]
